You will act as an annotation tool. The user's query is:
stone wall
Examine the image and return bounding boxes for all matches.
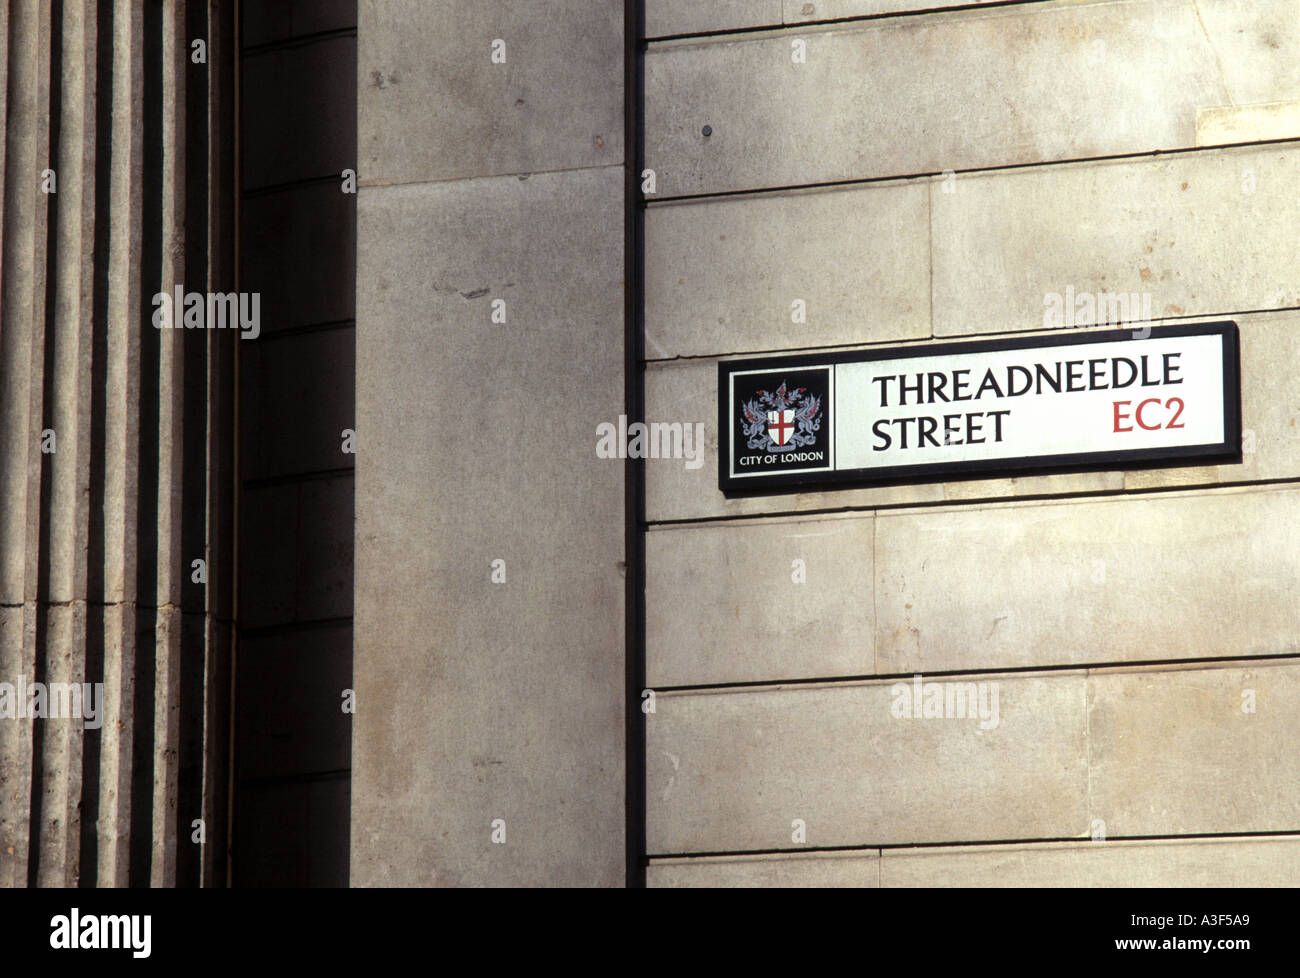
[351,1,629,886]
[641,0,1300,885]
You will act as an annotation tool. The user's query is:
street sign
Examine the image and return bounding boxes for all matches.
[719,321,1240,495]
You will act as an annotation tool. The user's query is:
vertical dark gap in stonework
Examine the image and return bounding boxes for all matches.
[231,0,357,888]
[229,0,246,888]
[128,0,164,888]
[27,0,64,888]
[175,0,212,889]
[207,0,237,890]
[624,0,647,890]
[79,0,116,888]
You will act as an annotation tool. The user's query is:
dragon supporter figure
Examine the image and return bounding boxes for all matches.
[740,381,822,452]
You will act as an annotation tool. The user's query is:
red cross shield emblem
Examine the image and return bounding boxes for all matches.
[767,409,795,447]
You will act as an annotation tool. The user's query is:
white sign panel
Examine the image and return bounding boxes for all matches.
[719,322,1240,495]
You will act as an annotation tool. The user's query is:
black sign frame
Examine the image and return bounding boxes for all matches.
[718,321,1241,497]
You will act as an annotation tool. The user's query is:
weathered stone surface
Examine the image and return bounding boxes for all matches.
[646,0,1260,196]
[649,850,880,886]
[352,167,625,886]
[931,145,1300,337]
[883,836,1300,886]
[784,0,1003,22]
[1190,1,1300,107]
[647,0,782,38]
[647,513,875,687]
[647,674,1088,854]
[646,482,1300,685]
[1089,662,1300,837]
[645,181,928,359]
[650,835,1300,886]
[1197,100,1300,146]
[0,604,37,888]
[876,486,1300,675]
[358,1,622,185]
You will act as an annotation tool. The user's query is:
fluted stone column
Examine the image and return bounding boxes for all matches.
[0,0,235,889]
